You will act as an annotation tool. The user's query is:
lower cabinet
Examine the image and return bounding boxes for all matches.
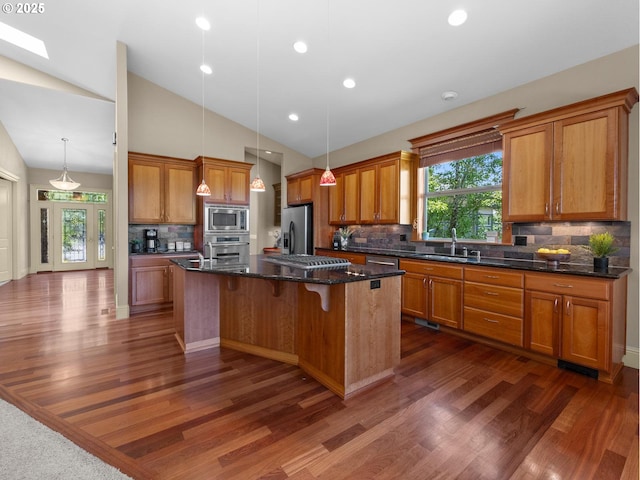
[400,259,463,329]
[463,266,524,347]
[319,249,366,265]
[130,254,191,314]
[525,272,626,381]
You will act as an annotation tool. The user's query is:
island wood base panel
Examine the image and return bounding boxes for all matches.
[175,271,402,399]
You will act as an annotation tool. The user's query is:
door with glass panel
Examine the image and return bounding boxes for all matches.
[52,203,110,271]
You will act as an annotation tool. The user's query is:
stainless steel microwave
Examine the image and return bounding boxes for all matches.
[205,205,249,232]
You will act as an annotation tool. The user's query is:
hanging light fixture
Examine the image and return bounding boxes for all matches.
[320,0,336,187]
[49,137,80,190]
[250,0,266,193]
[196,16,211,197]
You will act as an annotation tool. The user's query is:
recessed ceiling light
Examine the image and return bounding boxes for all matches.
[441,91,458,101]
[289,113,299,122]
[343,78,356,89]
[265,151,272,154]
[196,16,211,31]
[200,64,213,75]
[293,41,308,54]
[0,21,48,58]
[448,9,468,26]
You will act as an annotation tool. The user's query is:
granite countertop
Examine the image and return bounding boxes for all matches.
[171,254,405,285]
[130,250,200,257]
[316,247,631,280]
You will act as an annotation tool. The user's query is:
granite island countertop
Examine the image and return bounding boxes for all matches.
[315,247,631,280]
[171,254,405,285]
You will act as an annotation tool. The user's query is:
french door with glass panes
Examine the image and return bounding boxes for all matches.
[51,203,110,271]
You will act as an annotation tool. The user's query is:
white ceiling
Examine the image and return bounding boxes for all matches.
[0,0,638,175]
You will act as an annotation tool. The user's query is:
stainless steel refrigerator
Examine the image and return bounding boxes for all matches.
[282,204,313,254]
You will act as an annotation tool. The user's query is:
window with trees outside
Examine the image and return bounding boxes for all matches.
[410,110,517,243]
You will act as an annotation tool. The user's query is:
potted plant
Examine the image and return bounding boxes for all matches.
[130,238,141,254]
[584,232,618,270]
[338,226,354,250]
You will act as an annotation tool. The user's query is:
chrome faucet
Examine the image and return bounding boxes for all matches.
[450,227,457,255]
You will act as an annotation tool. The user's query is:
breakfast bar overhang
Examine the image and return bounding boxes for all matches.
[172,255,405,399]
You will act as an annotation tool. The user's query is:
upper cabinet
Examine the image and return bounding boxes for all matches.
[328,168,359,225]
[329,151,417,226]
[196,156,252,206]
[129,152,196,224]
[501,88,638,222]
[287,171,315,205]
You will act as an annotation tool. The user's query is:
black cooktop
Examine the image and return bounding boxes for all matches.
[262,254,351,270]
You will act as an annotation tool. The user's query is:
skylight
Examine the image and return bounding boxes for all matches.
[0,22,49,58]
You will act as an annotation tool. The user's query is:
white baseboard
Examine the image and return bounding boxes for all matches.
[623,346,639,370]
[115,304,130,320]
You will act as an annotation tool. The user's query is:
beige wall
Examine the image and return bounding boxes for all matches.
[312,45,640,363]
[28,168,112,189]
[0,121,29,279]
[127,73,312,178]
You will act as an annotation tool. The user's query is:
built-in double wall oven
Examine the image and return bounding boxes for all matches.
[203,205,250,266]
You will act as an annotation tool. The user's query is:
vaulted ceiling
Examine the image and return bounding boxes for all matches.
[0,0,638,174]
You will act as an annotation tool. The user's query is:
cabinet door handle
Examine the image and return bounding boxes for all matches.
[429,279,433,289]
[484,291,499,296]
[553,283,574,289]
[423,278,427,288]
[555,202,560,214]
[566,300,571,315]
[484,275,499,279]
[423,267,434,272]
[483,318,499,324]
[553,297,559,313]
[545,203,549,215]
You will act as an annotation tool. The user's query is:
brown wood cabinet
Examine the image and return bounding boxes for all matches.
[328,151,416,226]
[196,156,251,206]
[128,152,196,224]
[501,88,638,222]
[463,266,524,347]
[130,253,198,315]
[287,171,315,205]
[318,249,366,265]
[400,259,463,329]
[525,272,627,382]
[328,169,359,225]
[130,255,174,314]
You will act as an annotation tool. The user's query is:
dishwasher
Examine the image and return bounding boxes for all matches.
[365,254,399,269]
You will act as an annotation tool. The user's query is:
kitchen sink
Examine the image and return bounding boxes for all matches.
[415,254,469,263]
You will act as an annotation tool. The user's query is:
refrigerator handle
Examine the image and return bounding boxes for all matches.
[289,221,295,254]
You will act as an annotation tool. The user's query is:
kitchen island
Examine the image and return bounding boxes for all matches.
[171,254,404,398]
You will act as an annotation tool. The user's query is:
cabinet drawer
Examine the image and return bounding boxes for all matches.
[465,266,523,288]
[322,250,367,265]
[463,306,523,347]
[525,273,609,300]
[464,282,523,318]
[399,259,463,280]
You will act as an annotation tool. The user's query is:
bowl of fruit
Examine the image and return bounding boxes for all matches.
[536,248,571,267]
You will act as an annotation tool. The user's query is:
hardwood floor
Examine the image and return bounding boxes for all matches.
[0,269,637,479]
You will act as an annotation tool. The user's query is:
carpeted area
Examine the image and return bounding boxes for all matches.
[0,399,133,480]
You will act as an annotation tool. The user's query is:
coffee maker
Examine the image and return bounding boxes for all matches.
[144,229,158,253]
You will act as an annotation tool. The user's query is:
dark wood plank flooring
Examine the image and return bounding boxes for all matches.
[0,269,637,479]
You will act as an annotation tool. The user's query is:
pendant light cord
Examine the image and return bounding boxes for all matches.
[256,0,260,177]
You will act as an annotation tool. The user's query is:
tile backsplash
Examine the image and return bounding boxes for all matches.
[129,224,195,251]
[338,221,631,267]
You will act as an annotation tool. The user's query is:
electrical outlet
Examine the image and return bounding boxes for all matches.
[400,234,407,242]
